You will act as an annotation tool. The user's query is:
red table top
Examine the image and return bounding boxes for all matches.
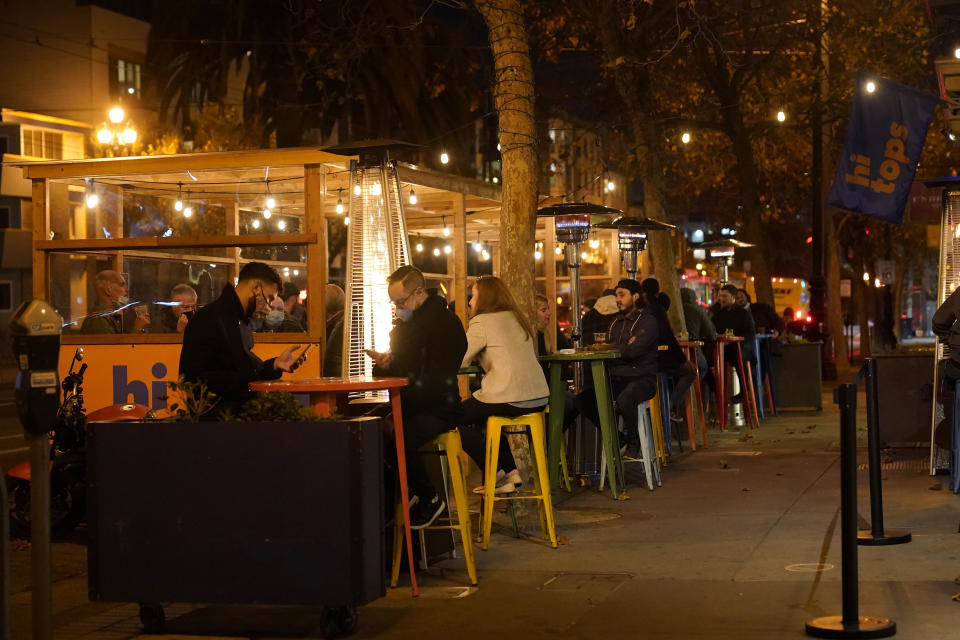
[715,335,744,342]
[249,376,409,393]
[678,340,704,347]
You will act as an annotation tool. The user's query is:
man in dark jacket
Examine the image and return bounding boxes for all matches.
[712,283,756,402]
[641,278,695,419]
[932,288,960,449]
[577,278,658,457]
[736,288,782,335]
[680,287,715,381]
[179,262,301,416]
[367,265,467,529]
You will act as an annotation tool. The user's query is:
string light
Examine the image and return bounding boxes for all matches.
[481,249,490,261]
[534,250,542,260]
[344,215,350,225]
[433,247,441,256]
[955,47,960,59]
[85,180,99,208]
[263,208,272,219]
[440,151,449,165]
[681,132,691,144]
[443,245,452,254]
[605,179,615,192]
[335,189,344,215]
[252,218,261,229]
[776,110,786,122]
[408,188,417,205]
[555,246,562,255]
[183,204,193,218]
[174,183,183,211]
[442,216,451,237]
[277,219,286,231]
[265,182,276,210]
[473,232,482,253]
[415,235,424,252]
[492,176,499,183]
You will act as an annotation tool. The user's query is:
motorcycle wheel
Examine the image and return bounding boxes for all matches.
[6,477,85,540]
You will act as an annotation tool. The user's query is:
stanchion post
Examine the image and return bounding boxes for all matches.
[805,383,896,639]
[859,358,910,546]
[1,465,9,640]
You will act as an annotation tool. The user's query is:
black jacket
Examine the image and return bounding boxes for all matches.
[933,287,960,363]
[713,305,756,341]
[179,284,282,410]
[373,293,466,421]
[607,307,659,380]
[749,302,782,334]
[646,300,687,371]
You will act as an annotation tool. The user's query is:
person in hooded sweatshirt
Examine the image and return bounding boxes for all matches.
[581,288,620,346]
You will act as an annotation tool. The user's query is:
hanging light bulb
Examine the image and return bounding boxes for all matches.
[344,215,350,225]
[473,232,482,253]
[606,180,615,192]
[443,245,452,255]
[681,132,691,144]
[277,219,286,231]
[263,208,272,219]
[440,151,449,165]
[353,184,362,196]
[335,189,345,215]
[85,187,99,209]
[265,184,276,210]
[183,205,193,218]
[442,217,451,237]
[496,143,501,152]
[415,238,424,252]
[431,247,440,256]
[492,176,499,184]
[252,218,261,229]
[408,188,417,205]
[174,183,183,211]
[534,250,542,260]
[108,106,125,123]
[776,109,786,122]
[481,249,490,261]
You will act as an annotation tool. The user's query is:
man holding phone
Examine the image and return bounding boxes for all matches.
[180,262,303,417]
[368,265,467,529]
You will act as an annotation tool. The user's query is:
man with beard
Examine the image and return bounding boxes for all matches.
[179,262,302,416]
[577,278,659,458]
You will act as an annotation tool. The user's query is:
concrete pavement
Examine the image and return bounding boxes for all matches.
[9,386,960,639]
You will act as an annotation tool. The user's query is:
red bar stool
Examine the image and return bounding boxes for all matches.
[679,340,708,448]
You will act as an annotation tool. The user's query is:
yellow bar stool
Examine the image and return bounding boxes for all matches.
[390,429,477,586]
[479,412,558,551]
[648,384,669,467]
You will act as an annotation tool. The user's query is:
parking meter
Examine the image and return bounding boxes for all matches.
[9,299,63,436]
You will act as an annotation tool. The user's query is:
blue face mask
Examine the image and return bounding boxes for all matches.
[396,307,414,322]
[265,310,285,328]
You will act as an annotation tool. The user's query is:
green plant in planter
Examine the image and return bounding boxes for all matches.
[166,376,220,421]
[231,391,324,422]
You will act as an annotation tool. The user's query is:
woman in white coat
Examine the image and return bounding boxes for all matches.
[459,276,549,493]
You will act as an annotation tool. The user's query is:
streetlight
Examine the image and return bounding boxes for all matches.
[96,105,137,153]
[594,215,676,281]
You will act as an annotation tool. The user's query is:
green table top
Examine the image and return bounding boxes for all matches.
[458,365,481,375]
[538,349,620,362]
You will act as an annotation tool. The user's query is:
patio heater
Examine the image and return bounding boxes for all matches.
[324,140,417,385]
[537,202,620,346]
[594,215,677,281]
[925,177,960,474]
[698,238,755,284]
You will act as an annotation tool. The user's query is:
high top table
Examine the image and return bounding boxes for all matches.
[248,376,421,596]
[538,349,624,499]
[712,335,745,430]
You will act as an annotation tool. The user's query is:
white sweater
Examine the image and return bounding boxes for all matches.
[461,311,550,404]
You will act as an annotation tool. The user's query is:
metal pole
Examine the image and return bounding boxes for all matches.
[805,383,896,638]
[29,436,51,640]
[858,359,911,546]
[0,465,9,640]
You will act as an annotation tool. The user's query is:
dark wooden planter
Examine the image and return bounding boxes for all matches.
[87,416,384,607]
[769,342,823,411]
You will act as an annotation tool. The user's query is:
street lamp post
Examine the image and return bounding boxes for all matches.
[96,106,137,155]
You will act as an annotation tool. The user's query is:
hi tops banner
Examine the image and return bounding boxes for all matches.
[826,72,939,225]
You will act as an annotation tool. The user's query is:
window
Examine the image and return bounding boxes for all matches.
[109,57,142,100]
[0,282,12,312]
[20,128,63,160]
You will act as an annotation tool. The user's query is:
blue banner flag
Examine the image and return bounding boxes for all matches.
[826,72,939,225]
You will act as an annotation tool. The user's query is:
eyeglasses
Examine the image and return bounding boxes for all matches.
[390,287,420,308]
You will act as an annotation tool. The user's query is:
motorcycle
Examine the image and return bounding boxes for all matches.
[6,348,148,539]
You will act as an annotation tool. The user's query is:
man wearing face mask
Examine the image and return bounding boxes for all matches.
[366,265,467,529]
[153,283,198,333]
[80,270,151,334]
[256,296,305,333]
[179,262,302,416]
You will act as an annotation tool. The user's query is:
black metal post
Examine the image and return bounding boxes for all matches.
[29,435,52,640]
[1,465,8,640]
[806,383,896,639]
[858,359,910,546]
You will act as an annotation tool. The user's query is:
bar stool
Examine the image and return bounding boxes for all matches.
[390,429,477,586]
[648,377,670,466]
[600,401,661,491]
[479,412,558,550]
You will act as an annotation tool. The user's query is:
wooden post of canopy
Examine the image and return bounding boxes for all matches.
[543,217,557,353]
[453,194,468,328]
[32,179,48,299]
[100,183,124,273]
[605,228,620,283]
[224,200,241,280]
[304,164,328,360]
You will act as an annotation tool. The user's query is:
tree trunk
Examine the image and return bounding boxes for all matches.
[596,5,686,332]
[475,0,538,325]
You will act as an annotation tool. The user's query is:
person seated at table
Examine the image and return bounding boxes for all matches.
[712,283,756,403]
[367,265,467,529]
[179,262,302,416]
[535,293,572,355]
[153,283,198,333]
[581,288,619,346]
[282,281,308,329]
[79,270,152,334]
[641,278,695,424]
[680,287,716,380]
[255,296,305,332]
[577,279,659,459]
[736,288,781,335]
[457,278,550,494]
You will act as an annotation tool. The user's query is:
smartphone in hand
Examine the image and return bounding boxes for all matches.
[290,344,312,372]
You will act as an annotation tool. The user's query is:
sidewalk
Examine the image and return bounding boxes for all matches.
[13,387,960,639]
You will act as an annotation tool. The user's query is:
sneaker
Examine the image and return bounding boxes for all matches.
[409,494,445,530]
[473,469,523,494]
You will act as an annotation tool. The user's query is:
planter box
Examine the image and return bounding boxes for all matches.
[769,342,823,411]
[87,417,384,607]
